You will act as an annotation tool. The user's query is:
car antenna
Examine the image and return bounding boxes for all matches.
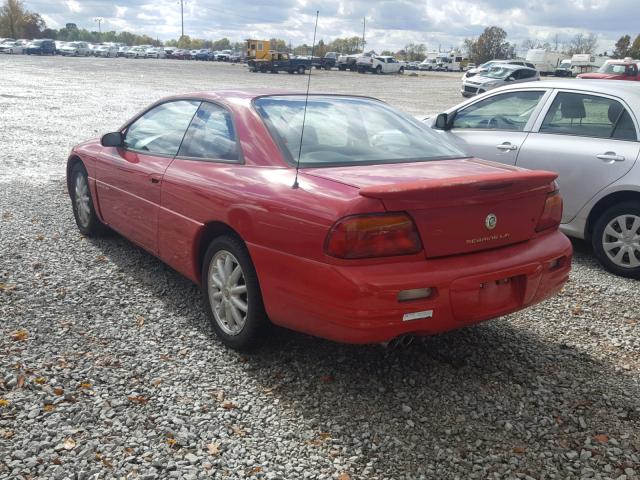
[293,10,319,189]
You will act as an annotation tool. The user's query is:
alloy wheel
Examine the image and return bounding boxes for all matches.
[207,250,248,335]
[74,174,91,228]
[602,214,640,268]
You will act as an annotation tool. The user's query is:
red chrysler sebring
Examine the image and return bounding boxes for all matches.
[67,89,572,350]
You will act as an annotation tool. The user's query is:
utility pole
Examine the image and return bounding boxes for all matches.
[180,0,184,38]
[93,17,103,37]
[361,17,366,52]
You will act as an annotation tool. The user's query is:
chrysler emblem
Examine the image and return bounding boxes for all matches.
[485,213,497,230]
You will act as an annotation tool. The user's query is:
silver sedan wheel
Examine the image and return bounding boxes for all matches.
[207,250,248,335]
[74,174,91,228]
[602,214,640,268]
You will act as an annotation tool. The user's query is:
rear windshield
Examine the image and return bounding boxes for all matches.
[598,63,629,74]
[254,95,466,167]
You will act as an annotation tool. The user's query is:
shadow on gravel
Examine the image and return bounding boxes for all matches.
[89,231,640,477]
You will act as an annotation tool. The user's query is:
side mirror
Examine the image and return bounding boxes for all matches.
[101,132,124,147]
[435,113,450,130]
[506,76,515,82]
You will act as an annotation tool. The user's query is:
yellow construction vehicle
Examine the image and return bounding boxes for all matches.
[245,39,270,60]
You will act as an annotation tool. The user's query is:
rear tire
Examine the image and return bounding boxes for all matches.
[69,163,106,237]
[592,202,640,279]
[202,236,269,350]
[297,65,305,74]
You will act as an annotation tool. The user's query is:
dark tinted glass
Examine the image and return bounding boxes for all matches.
[178,102,239,160]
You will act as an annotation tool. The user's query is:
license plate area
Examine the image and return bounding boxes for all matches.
[450,274,527,322]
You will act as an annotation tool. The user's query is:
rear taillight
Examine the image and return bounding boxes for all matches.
[536,187,563,232]
[325,213,422,259]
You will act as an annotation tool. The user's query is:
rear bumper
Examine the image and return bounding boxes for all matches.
[249,230,572,344]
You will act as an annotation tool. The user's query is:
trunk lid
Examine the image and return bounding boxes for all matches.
[303,159,557,258]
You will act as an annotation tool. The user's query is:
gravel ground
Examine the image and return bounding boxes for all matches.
[1,56,639,480]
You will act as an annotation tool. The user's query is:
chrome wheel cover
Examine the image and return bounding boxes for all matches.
[207,250,248,335]
[74,174,91,228]
[602,214,640,268]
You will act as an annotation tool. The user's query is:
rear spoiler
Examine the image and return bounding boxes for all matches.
[359,170,558,204]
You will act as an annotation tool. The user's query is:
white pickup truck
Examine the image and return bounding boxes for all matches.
[356,55,406,74]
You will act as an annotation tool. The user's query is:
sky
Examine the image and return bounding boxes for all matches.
[25,0,638,53]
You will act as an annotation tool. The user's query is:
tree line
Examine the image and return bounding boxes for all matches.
[612,34,640,59]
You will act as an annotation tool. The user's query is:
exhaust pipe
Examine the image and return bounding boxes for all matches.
[382,335,415,350]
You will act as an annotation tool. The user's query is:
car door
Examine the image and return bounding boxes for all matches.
[386,58,398,73]
[95,100,200,253]
[159,101,243,277]
[516,90,640,222]
[442,89,550,165]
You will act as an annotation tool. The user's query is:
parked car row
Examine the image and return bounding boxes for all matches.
[0,38,244,62]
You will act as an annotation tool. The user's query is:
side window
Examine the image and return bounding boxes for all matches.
[539,92,637,140]
[178,102,240,161]
[519,69,537,79]
[124,100,200,156]
[452,91,545,131]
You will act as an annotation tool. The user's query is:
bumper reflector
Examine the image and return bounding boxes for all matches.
[397,287,433,302]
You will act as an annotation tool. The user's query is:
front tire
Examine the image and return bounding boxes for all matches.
[297,65,305,74]
[70,163,106,237]
[202,236,269,350]
[592,202,640,279]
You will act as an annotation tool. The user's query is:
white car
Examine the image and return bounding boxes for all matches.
[0,41,24,54]
[464,59,536,79]
[94,44,118,57]
[145,47,165,59]
[461,64,539,97]
[425,80,640,278]
[59,41,91,56]
[356,55,406,74]
[126,46,147,58]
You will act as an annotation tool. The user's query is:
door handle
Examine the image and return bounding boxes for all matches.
[596,152,625,163]
[150,174,162,184]
[496,142,517,151]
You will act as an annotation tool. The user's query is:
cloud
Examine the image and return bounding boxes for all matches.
[23,0,634,53]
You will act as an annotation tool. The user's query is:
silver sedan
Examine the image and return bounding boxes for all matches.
[425,80,640,278]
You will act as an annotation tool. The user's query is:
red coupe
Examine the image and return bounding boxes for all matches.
[67,90,572,350]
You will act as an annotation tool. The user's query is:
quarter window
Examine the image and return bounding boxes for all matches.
[452,91,545,131]
[539,93,637,140]
[124,100,200,155]
[178,102,240,161]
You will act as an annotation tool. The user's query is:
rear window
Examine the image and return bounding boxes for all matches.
[253,95,466,167]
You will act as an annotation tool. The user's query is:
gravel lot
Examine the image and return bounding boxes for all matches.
[1,56,639,480]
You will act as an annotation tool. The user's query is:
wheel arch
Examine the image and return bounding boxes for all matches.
[66,155,86,195]
[585,190,640,240]
[196,221,246,284]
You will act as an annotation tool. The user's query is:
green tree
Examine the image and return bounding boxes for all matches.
[613,35,630,58]
[628,34,640,59]
[464,26,515,64]
[211,37,231,50]
[269,38,287,52]
[22,12,44,37]
[0,0,46,38]
[404,42,426,61]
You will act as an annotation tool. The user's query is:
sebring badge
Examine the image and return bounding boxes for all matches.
[485,213,498,230]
